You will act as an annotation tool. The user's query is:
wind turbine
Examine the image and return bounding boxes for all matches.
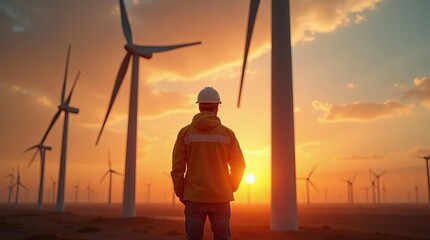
[95,0,200,218]
[50,176,57,203]
[101,150,123,207]
[5,167,15,205]
[142,179,152,204]
[417,154,430,207]
[12,167,28,204]
[369,168,387,204]
[40,44,81,213]
[339,172,357,204]
[238,0,297,230]
[85,180,92,203]
[362,186,370,203]
[24,144,52,210]
[297,163,319,206]
[71,180,79,203]
[414,180,419,203]
[163,172,175,207]
[368,170,377,204]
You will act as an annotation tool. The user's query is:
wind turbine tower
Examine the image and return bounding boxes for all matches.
[238,0,297,231]
[40,44,81,212]
[95,0,200,218]
[24,144,52,210]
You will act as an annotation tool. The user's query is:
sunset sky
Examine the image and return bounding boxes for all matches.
[1,0,430,205]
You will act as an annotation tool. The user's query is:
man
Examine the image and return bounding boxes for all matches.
[171,87,246,240]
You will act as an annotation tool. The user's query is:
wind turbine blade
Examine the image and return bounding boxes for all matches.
[65,71,81,105]
[27,149,40,168]
[379,170,387,176]
[100,172,109,182]
[308,162,320,178]
[96,53,131,145]
[297,177,307,180]
[108,150,112,169]
[351,172,358,183]
[61,44,72,104]
[119,0,132,44]
[41,109,62,144]
[23,145,38,153]
[134,42,201,54]
[238,0,260,108]
[20,183,29,191]
[112,170,123,176]
[339,178,348,183]
[368,167,377,176]
[309,180,319,192]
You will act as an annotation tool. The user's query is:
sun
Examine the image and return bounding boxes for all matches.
[245,174,255,184]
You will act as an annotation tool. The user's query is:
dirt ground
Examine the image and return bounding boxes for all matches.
[0,203,429,240]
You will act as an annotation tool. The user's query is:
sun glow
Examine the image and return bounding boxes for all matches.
[245,174,255,184]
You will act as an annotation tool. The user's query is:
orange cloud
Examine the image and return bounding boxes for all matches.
[407,145,430,158]
[402,77,430,108]
[312,100,414,122]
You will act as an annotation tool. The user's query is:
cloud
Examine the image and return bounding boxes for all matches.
[407,145,430,158]
[312,100,414,122]
[336,154,382,160]
[12,84,54,108]
[291,0,382,43]
[401,77,430,109]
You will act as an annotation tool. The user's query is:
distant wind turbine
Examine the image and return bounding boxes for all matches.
[101,150,123,207]
[339,172,357,204]
[368,171,377,204]
[414,180,419,203]
[369,168,387,204]
[95,0,200,218]
[238,0,297,230]
[50,176,57,203]
[40,44,81,213]
[12,167,28,204]
[142,179,152,204]
[24,144,52,210]
[85,180,92,203]
[416,154,430,207]
[163,172,175,207]
[71,180,79,203]
[5,167,15,205]
[297,163,319,206]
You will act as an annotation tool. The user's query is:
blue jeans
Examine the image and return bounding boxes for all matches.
[184,201,231,240]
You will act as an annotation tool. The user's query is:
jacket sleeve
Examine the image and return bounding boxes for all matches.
[171,129,187,199]
[228,132,246,192]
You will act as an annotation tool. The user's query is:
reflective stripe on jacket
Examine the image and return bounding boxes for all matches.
[171,111,245,203]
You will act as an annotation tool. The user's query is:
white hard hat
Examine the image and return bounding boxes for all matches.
[196,87,221,104]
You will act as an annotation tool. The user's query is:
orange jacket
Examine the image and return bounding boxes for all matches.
[171,112,245,203]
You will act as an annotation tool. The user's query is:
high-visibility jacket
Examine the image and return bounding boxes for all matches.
[171,111,245,203]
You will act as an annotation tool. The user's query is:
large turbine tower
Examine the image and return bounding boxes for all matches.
[239,0,297,230]
[41,44,81,212]
[24,144,52,210]
[95,0,200,217]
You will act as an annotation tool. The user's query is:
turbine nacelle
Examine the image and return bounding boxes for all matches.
[124,44,153,59]
[58,104,79,114]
